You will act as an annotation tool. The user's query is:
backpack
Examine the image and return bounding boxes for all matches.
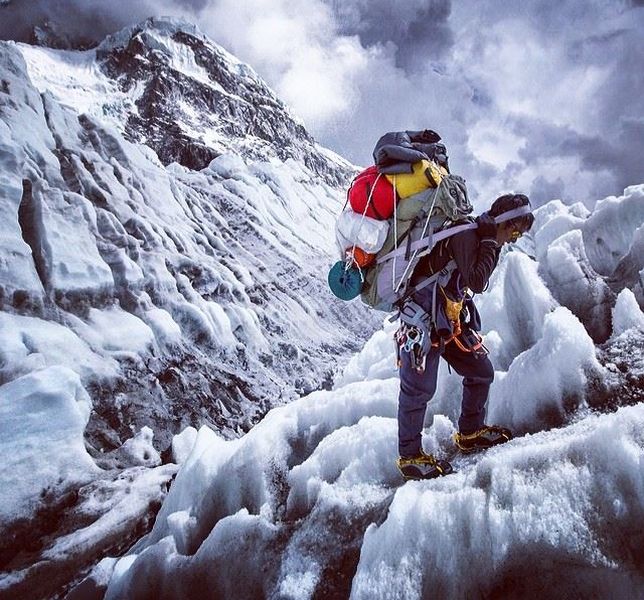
[360,173,474,312]
[330,130,472,312]
[384,159,446,199]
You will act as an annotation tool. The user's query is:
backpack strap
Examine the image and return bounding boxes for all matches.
[377,223,476,264]
[377,204,532,264]
[493,205,532,224]
[386,259,457,323]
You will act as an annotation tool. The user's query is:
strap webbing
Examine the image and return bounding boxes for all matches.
[378,223,475,264]
[493,205,531,224]
[383,259,457,310]
[377,204,532,265]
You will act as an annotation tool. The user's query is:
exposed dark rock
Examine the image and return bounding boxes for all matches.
[95,19,354,186]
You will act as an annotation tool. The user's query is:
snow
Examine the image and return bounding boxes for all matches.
[18,43,142,135]
[37,185,115,293]
[351,404,644,600]
[0,121,43,296]
[476,251,557,370]
[487,307,603,430]
[532,200,586,262]
[0,38,372,459]
[143,307,183,346]
[0,366,99,524]
[171,426,199,464]
[583,185,644,276]
[115,427,162,468]
[86,306,156,354]
[612,288,644,337]
[0,312,119,383]
[97,17,208,55]
[101,346,642,599]
[336,318,398,386]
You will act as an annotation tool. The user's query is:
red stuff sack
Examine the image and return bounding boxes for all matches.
[348,166,397,220]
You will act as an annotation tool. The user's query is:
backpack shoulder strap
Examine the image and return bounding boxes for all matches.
[377,222,477,264]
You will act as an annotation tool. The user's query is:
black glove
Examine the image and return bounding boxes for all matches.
[476,212,497,242]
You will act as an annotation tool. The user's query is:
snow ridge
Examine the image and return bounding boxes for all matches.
[19,16,354,185]
[95,178,644,599]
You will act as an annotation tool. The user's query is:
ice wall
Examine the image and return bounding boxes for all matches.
[0,41,377,454]
[0,366,98,525]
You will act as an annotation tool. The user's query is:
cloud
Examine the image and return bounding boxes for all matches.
[330,0,454,70]
[1,0,642,208]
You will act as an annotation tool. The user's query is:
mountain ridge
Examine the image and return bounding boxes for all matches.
[19,16,355,185]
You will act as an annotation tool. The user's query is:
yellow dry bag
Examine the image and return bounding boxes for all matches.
[385,160,446,199]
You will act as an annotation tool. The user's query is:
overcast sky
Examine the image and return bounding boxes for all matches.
[1,0,643,207]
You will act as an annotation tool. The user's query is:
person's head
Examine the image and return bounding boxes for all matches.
[489,193,534,245]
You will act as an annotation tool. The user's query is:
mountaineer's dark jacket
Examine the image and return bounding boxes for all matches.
[411,229,500,332]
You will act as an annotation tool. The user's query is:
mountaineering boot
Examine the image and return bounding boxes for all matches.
[454,425,513,453]
[397,450,453,480]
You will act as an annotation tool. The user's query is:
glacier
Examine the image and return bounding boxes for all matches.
[0,16,642,600]
[86,190,643,599]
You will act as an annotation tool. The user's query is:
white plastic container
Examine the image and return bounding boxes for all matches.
[335,209,390,256]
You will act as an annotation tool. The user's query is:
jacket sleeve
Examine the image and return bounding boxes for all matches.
[448,230,499,294]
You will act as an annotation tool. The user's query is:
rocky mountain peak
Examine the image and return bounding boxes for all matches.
[92,17,352,185]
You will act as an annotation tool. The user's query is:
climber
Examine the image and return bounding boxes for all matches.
[396,193,534,480]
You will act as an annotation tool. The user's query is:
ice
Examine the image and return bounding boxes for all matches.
[529,188,644,339]
[171,427,199,464]
[351,404,644,600]
[541,229,614,340]
[0,312,118,383]
[98,174,642,597]
[0,121,43,297]
[487,307,604,431]
[0,366,99,524]
[583,185,644,276]
[0,41,370,430]
[611,288,644,337]
[143,308,183,346]
[86,306,156,354]
[102,373,642,600]
[336,318,398,386]
[115,427,162,468]
[531,200,586,263]
[611,222,644,308]
[35,185,115,294]
[18,44,141,136]
[476,252,557,370]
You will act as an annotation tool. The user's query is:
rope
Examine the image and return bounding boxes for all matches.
[392,174,398,291]
[393,175,442,293]
[345,172,382,273]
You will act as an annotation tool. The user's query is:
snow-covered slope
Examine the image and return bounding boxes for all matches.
[0,20,379,596]
[17,17,353,185]
[1,27,375,449]
[69,185,642,599]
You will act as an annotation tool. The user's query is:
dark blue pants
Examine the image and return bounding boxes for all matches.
[398,340,494,457]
